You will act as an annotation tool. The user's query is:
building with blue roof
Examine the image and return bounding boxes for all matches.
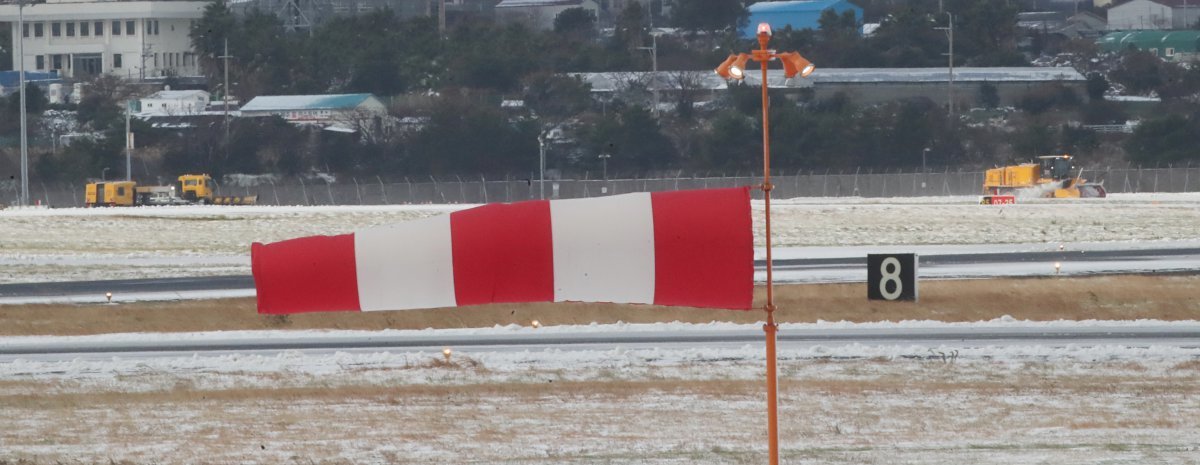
[1097,30,1200,61]
[239,93,391,137]
[741,0,862,38]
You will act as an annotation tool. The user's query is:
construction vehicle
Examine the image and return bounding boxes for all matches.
[982,154,1106,200]
[85,174,257,207]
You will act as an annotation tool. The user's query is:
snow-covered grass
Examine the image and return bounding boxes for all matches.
[1,321,1198,464]
[1,193,1198,284]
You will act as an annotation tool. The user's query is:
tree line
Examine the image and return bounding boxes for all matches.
[2,0,1198,184]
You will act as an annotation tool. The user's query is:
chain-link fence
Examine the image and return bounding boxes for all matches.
[5,166,1199,207]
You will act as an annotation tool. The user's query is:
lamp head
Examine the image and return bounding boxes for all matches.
[757,22,773,37]
[715,53,752,81]
[779,52,816,79]
[729,54,752,80]
[714,54,737,79]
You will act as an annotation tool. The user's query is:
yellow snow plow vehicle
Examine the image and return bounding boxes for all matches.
[85,174,257,207]
[982,155,1106,199]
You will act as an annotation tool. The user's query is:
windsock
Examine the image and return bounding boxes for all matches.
[252,187,753,314]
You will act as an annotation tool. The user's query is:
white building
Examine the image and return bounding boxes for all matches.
[138,89,209,115]
[1108,0,1200,30]
[494,0,600,31]
[0,0,207,79]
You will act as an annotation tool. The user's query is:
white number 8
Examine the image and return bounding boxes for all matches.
[879,257,903,300]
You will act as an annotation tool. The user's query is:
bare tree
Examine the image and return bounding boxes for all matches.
[331,107,394,144]
[609,71,653,109]
[82,74,139,104]
[668,70,710,119]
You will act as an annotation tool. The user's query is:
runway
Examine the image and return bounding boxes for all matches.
[4,323,1199,362]
[1,246,1197,304]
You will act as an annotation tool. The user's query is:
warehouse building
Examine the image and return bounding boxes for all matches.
[1097,30,1200,60]
[741,0,862,38]
[575,67,1088,109]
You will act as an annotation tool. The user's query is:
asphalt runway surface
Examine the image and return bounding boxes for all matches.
[3,324,1198,361]
[1,246,1198,303]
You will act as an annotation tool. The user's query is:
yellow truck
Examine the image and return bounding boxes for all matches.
[982,155,1106,199]
[85,174,257,207]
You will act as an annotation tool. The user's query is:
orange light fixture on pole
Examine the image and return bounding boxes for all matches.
[715,22,815,465]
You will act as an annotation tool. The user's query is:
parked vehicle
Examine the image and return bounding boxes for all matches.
[85,174,257,207]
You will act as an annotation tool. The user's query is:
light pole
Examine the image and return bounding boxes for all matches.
[16,0,30,206]
[715,22,814,465]
[598,153,611,180]
[101,167,110,181]
[537,132,547,200]
[935,13,954,120]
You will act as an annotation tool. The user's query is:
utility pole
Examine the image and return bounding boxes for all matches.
[637,9,659,114]
[219,38,233,162]
[140,40,152,81]
[125,100,132,181]
[935,13,954,121]
[17,0,29,206]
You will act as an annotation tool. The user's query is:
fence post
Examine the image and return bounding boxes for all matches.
[325,178,335,205]
[269,179,280,205]
[406,177,414,204]
[852,167,860,196]
[377,176,388,204]
[297,176,309,206]
[352,177,363,205]
[1185,163,1190,192]
[481,174,489,203]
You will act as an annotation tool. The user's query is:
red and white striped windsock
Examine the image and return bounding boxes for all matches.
[251,187,753,314]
